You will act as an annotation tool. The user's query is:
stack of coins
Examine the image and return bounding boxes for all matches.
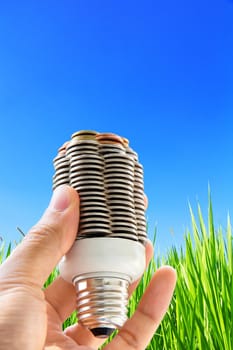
[53,130,147,244]
[53,143,70,190]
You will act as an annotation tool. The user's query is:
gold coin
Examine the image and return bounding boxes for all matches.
[71,130,98,139]
[96,132,124,145]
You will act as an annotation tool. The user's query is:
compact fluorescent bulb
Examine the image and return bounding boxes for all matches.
[53,130,147,338]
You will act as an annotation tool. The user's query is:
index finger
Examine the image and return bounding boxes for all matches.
[105,266,177,350]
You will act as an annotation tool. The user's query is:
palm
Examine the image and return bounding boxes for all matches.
[45,300,93,349]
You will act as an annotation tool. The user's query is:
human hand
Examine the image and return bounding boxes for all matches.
[0,185,176,350]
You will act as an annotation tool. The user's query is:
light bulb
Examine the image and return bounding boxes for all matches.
[53,130,147,338]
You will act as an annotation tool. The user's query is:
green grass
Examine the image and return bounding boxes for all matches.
[1,195,232,349]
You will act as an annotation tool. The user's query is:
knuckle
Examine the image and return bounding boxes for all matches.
[118,327,139,349]
[28,223,62,254]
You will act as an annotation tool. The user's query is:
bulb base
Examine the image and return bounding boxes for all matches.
[74,273,130,338]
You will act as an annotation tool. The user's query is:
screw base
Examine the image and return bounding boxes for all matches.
[74,273,130,338]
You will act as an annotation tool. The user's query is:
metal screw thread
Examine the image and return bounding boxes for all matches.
[74,274,130,338]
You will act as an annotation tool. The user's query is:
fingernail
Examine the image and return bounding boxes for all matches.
[49,185,72,211]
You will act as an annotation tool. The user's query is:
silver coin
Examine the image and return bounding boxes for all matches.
[126,148,138,161]
[79,221,110,228]
[136,217,147,225]
[104,168,134,178]
[80,204,109,213]
[111,221,137,234]
[108,205,135,214]
[108,200,135,209]
[136,216,147,223]
[54,170,69,179]
[70,179,104,188]
[80,202,107,209]
[134,176,144,183]
[106,185,134,193]
[138,237,147,244]
[111,214,137,222]
[138,233,147,241]
[111,226,137,234]
[111,216,137,224]
[70,153,102,161]
[78,227,111,235]
[107,184,135,193]
[69,171,103,179]
[79,193,105,200]
[54,172,69,181]
[134,188,144,196]
[55,176,70,184]
[80,192,106,199]
[105,178,134,186]
[137,228,147,235]
[135,162,143,170]
[104,154,134,164]
[53,158,70,171]
[105,177,134,185]
[80,210,109,218]
[66,144,98,154]
[53,153,68,164]
[70,156,102,164]
[136,212,146,222]
[67,139,98,149]
[107,192,134,199]
[111,216,136,224]
[79,222,110,229]
[55,177,70,186]
[70,168,103,177]
[107,195,135,205]
[98,144,125,152]
[137,225,147,233]
[134,182,144,190]
[138,230,147,236]
[70,170,103,177]
[135,211,146,219]
[136,219,147,227]
[54,180,69,189]
[80,205,109,214]
[136,213,147,221]
[137,227,147,235]
[70,170,103,178]
[70,182,104,190]
[80,214,109,221]
[135,204,145,212]
[104,163,134,172]
[71,183,104,192]
[109,233,138,241]
[111,227,137,235]
[108,186,135,195]
[135,174,143,183]
[105,187,133,194]
[136,218,147,225]
[70,164,103,173]
[134,196,145,203]
[110,207,135,215]
[69,178,104,187]
[54,177,69,185]
[70,159,103,168]
[104,171,134,180]
[108,199,135,208]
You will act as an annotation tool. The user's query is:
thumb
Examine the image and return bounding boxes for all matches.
[0,185,79,287]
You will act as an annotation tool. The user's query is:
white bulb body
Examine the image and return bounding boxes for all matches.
[59,237,146,336]
[59,237,146,283]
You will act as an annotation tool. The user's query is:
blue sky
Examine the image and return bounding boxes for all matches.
[0,0,232,254]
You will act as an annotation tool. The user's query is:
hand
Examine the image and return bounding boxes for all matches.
[0,185,176,350]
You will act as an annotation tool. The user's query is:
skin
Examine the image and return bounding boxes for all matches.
[0,185,176,350]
